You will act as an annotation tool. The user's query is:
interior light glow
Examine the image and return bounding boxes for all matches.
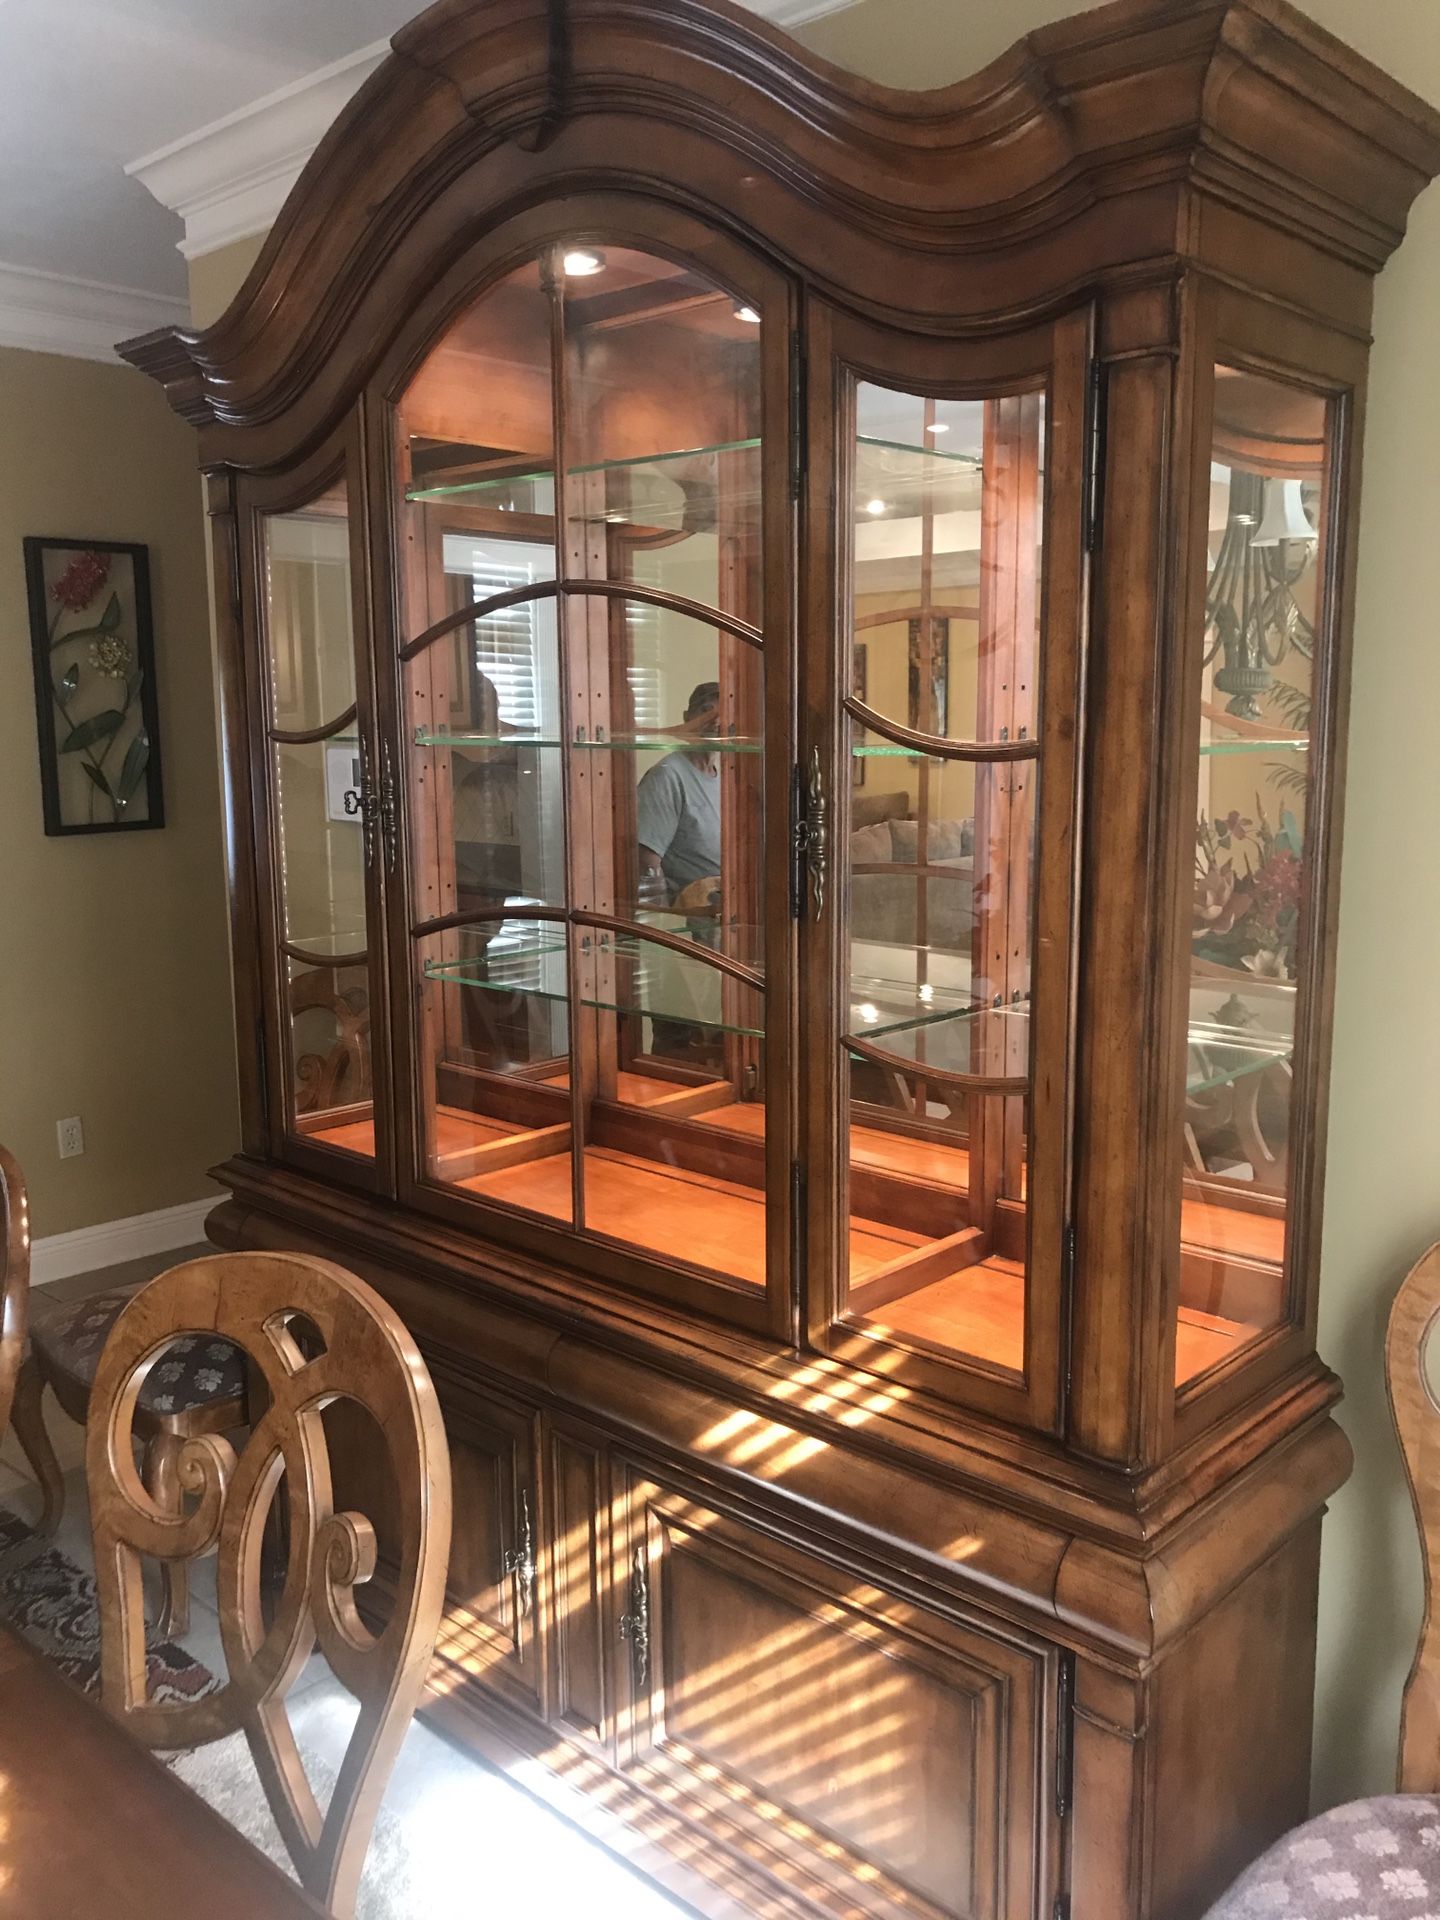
[562,248,605,277]
[926,422,950,433]
[865,499,887,516]
[734,305,762,325]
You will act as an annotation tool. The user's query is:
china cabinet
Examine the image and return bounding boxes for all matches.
[125,0,1440,1914]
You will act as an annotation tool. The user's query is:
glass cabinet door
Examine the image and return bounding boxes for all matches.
[814,314,1088,1427]
[391,234,787,1329]
[1172,364,1333,1396]
[249,459,387,1182]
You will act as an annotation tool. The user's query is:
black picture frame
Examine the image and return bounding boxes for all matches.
[24,537,165,836]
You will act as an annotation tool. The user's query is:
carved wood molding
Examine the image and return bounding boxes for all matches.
[119,0,1440,437]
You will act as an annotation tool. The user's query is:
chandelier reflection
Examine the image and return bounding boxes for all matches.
[1204,471,1319,720]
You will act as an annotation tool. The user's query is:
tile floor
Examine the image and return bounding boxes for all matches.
[1,1247,691,1920]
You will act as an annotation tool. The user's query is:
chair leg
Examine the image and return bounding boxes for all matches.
[9,1359,64,1544]
[141,1433,190,1641]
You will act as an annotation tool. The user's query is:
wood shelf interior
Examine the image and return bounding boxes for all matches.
[309,1091,1276,1384]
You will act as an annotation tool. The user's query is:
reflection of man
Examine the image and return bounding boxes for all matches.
[635,682,722,908]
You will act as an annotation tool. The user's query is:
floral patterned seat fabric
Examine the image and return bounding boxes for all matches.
[1205,1796,1440,1918]
[31,1291,246,1415]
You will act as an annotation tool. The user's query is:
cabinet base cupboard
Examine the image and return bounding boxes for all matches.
[125,3,1440,1915]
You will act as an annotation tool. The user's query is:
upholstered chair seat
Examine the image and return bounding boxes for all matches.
[29,1292,246,1416]
[1205,1795,1440,1917]
[20,1283,251,1637]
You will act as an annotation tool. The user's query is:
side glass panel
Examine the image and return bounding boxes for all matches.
[1175,367,1330,1389]
[840,385,1043,1376]
[396,247,771,1293]
[261,487,375,1159]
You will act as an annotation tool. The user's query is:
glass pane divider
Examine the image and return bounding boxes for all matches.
[269,704,359,746]
[844,695,1039,763]
[399,577,763,664]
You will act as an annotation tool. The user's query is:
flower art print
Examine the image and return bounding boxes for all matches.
[24,538,164,835]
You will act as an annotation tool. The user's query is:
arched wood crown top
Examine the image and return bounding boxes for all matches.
[121,0,1440,436]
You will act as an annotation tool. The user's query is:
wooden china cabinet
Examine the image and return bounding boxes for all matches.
[125,2,1440,1914]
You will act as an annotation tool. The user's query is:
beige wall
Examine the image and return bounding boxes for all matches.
[187,235,265,330]
[181,0,1440,1810]
[800,0,1440,1815]
[0,347,238,1235]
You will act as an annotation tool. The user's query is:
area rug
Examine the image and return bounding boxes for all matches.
[0,1504,215,1702]
[0,1503,422,1917]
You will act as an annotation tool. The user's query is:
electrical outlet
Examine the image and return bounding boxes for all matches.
[56,1116,84,1159]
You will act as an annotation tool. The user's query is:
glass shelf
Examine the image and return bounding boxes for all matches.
[575,733,762,755]
[1198,739,1309,757]
[407,431,982,519]
[634,912,764,971]
[844,979,1292,1092]
[1186,1023,1292,1094]
[415,730,564,749]
[855,435,985,519]
[406,438,758,511]
[847,994,1028,1078]
[285,930,369,963]
[412,727,762,753]
[851,740,1025,759]
[849,971,987,1041]
[414,729,1027,759]
[424,922,763,1035]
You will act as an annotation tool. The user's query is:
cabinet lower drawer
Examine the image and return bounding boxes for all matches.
[614,1470,1059,1920]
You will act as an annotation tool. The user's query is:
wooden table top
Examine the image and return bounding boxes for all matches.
[0,1624,323,1918]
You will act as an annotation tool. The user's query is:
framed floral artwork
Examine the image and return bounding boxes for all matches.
[24,538,165,836]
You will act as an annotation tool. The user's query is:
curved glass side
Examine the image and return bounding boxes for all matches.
[261,487,375,1161]
[1174,366,1331,1391]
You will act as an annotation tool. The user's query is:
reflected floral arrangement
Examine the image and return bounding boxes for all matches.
[1193,802,1303,980]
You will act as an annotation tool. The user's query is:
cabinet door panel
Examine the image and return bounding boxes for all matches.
[802,303,1091,1435]
[547,1422,612,1753]
[616,1475,1054,1920]
[384,208,796,1343]
[434,1392,544,1717]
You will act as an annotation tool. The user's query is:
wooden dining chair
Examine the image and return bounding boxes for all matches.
[0,1146,31,1452]
[1203,1241,1440,1918]
[0,1147,66,1562]
[20,1265,249,1636]
[87,1250,451,1920]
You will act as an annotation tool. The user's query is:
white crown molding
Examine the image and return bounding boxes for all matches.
[0,262,189,364]
[126,3,861,263]
[125,39,390,263]
[759,0,858,21]
[29,1196,215,1287]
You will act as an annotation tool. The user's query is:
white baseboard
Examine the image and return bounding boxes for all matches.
[29,1196,216,1287]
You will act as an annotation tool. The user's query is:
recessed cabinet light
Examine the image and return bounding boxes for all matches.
[734,305,762,324]
[562,248,606,277]
[865,498,887,516]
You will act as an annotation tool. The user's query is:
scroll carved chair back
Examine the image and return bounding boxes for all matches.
[1388,1240,1440,1791]
[87,1252,452,1918]
[0,1146,28,1443]
[289,969,371,1116]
